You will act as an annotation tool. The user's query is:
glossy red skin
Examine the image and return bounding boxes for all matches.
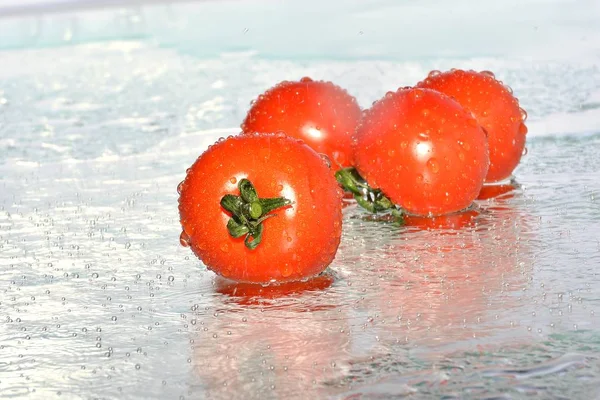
[416,69,527,182]
[354,88,490,217]
[241,78,361,170]
[178,133,343,284]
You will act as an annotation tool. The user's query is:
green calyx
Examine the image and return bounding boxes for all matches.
[335,167,404,224]
[220,178,292,250]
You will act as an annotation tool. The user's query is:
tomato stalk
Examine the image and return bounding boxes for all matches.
[335,167,404,223]
[220,179,292,250]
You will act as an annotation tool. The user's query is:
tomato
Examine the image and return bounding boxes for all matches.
[178,132,343,283]
[416,69,528,182]
[353,87,489,217]
[241,78,361,170]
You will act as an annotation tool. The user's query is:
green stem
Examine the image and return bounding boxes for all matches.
[335,167,404,224]
[220,179,292,250]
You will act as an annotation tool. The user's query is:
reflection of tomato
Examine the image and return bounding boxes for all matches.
[364,203,533,345]
[477,182,518,200]
[417,69,527,183]
[216,273,335,304]
[403,209,480,230]
[178,133,343,283]
[354,87,489,216]
[192,288,350,398]
[242,78,361,170]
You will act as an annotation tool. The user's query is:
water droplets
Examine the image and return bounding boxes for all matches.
[428,70,442,78]
[519,123,528,135]
[180,231,191,247]
[427,158,440,174]
[519,107,528,122]
[320,153,332,169]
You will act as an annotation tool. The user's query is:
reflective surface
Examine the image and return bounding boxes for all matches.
[1,1,600,398]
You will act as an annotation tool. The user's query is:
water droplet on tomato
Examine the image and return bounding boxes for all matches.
[388,149,395,157]
[522,147,528,156]
[428,70,442,78]
[416,174,423,183]
[177,181,184,195]
[229,177,237,184]
[458,152,465,161]
[418,132,430,140]
[179,231,191,247]
[318,153,332,169]
[385,91,395,98]
[277,184,284,191]
[400,141,408,149]
[519,107,528,122]
[519,123,528,135]
[504,84,513,94]
[300,77,313,83]
[427,158,440,173]
[220,243,229,253]
[480,70,495,78]
[409,89,422,100]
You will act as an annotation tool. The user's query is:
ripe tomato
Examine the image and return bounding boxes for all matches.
[416,69,528,182]
[354,87,489,217]
[178,132,343,284]
[241,78,361,170]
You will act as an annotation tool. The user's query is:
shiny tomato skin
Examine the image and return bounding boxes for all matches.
[241,78,361,170]
[354,88,489,217]
[416,69,527,182]
[178,133,343,284]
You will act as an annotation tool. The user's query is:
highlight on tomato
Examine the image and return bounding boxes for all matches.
[178,132,343,284]
[241,78,361,170]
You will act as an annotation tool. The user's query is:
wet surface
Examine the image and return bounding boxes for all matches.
[1,2,600,398]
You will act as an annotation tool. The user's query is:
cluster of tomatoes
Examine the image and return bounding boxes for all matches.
[178,69,528,284]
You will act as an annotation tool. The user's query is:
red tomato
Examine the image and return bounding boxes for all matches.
[416,69,527,182]
[354,87,489,217]
[241,78,361,170]
[178,133,343,283]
